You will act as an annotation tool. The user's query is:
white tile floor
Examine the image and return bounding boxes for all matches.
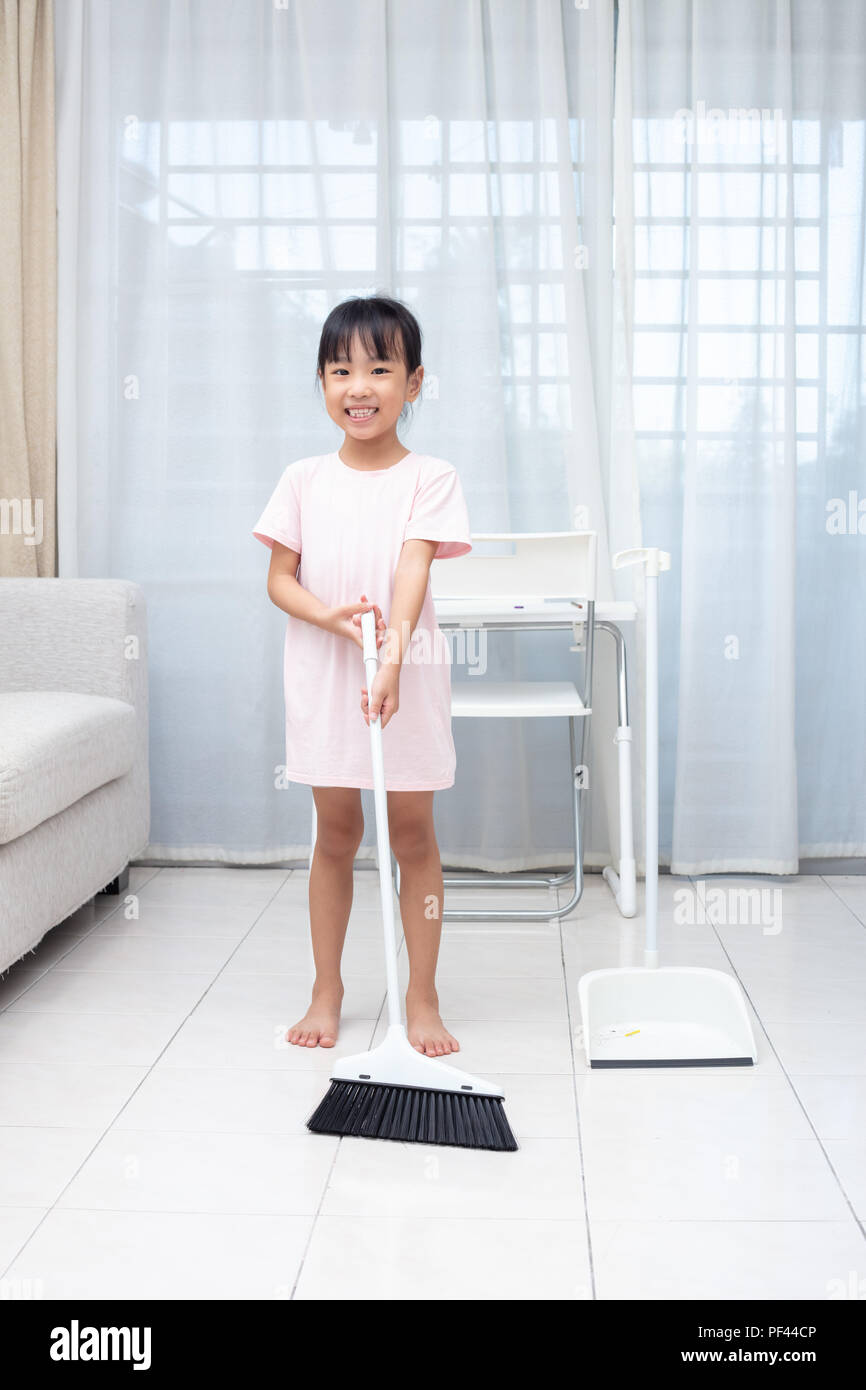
[1,866,865,1300]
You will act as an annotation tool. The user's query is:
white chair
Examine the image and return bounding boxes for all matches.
[426,531,597,920]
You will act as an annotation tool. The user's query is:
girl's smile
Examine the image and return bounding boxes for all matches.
[320,327,423,461]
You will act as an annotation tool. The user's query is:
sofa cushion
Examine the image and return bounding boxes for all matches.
[0,691,137,846]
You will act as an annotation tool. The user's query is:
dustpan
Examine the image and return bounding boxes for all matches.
[577,547,758,1068]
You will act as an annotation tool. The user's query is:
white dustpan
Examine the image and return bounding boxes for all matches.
[577,548,758,1068]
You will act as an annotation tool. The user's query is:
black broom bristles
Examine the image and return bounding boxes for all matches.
[307,1079,518,1151]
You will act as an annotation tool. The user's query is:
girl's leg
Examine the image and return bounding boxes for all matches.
[286,785,363,1047]
[387,789,459,1057]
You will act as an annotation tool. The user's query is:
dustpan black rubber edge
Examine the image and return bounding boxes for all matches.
[590,1056,754,1068]
[307,1078,518,1151]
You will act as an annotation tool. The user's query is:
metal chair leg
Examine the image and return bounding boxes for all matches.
[440,711,588,922]
[437,603,594,922]
[555,713,588,918]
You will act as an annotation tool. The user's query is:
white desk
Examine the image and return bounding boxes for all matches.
[433,594,638,919]
[433,596,636,627]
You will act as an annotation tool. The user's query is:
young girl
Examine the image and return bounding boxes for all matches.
[252,294,472,1059]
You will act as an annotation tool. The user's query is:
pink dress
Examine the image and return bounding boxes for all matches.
[252,450,472,790]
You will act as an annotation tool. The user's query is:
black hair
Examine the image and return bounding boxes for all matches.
[316,294,423,421]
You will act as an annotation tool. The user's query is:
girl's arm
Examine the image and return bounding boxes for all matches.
[266,541,385,649]
[361,539,438,726]
[382,539,439,666]
[266,542,327,625]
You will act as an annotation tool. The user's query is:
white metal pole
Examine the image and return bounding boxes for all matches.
[616,727,636,916]
[644,566,659,968]
[361,610,403,1027]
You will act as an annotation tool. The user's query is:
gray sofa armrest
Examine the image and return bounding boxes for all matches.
[0,579,148,711]
[0,578,150,862]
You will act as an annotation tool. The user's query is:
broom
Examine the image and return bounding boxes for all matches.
[307,608,518,1151]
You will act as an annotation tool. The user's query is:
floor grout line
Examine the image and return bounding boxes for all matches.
[289,868,398,1299]
[0,865,295,1282]
[568,872,866,1280]
[558,884,599,1300]
[697,876,866,1244]
[2,868,866,1293]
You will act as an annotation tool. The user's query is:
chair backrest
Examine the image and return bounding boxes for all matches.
[430,531,598,603]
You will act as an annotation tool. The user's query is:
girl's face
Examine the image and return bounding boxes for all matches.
[319,331,423,443]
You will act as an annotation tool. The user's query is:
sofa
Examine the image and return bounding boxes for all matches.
[0,579,150,974]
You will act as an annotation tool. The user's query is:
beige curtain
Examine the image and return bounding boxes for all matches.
[0,0,56,577]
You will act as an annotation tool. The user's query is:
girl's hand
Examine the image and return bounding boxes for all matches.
[322,595,386,650]
[361,663,400,729]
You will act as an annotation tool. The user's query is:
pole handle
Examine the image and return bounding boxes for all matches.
[361,605,379,661]
[360,607,402,1027]
[610,548,668,966]
[612,546,671,579]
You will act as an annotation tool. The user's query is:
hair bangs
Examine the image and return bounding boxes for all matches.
[317,296,422,378]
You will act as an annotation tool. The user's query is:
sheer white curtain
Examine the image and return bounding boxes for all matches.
[617,0,866,872]
[55,0,629,867]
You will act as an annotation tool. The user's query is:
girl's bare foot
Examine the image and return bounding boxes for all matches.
[406,988,460,1057]
[286,984,344,1048]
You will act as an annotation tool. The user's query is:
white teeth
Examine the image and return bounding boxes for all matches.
[347,408,376,417]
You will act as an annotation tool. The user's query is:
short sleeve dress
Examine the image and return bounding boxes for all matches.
[252,450,472,790]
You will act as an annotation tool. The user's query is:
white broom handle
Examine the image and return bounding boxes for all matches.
[361,609,402,1028]
[644,570,659,968]
[612,546,668,966]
